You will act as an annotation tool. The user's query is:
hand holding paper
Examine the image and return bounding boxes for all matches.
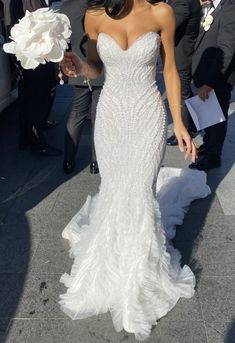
[185,90,225,131]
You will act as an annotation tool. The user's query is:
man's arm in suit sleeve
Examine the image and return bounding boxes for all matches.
[217,4,235,78]
[168,0,190,29]
[202,4,235,87]
[197,4,235,99]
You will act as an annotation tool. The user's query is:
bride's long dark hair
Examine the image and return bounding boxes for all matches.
[87,0,163,18]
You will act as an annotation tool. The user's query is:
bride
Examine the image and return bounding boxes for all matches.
[59,0,207,341]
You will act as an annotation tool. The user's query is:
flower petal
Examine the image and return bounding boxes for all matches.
[3,42,16,54]
[47,45,64,62]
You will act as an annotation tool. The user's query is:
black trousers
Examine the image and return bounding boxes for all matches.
[64,86,102,163]
[18,62,56,150]
[178,68,196,133]
[203,83,232,159]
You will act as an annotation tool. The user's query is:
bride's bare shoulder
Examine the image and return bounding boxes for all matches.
[151,2,175,27]
[84,8,106,33]
[152,2,174,19]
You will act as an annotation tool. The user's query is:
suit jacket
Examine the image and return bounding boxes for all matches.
[10,0,47,26]
[60,0,104,87]
[192,0,235,88]
[22,0,47,11]
[168,0,201,71]
[1,0,12,26]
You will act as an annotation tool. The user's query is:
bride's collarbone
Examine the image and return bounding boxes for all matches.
[98,31,159,52]
[97,27,160,51]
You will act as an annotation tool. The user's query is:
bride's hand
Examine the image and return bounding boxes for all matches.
[174,123,197,163]
[60,52,86,78]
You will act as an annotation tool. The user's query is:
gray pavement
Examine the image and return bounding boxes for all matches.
[0,84,235,343]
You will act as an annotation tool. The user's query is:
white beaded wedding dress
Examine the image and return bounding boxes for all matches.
[59,32,210,341]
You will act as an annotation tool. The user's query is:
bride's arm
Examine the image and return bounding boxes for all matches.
[61,10,103,79]
[154,3,196,162]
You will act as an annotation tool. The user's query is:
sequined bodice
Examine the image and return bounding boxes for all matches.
[97,32,161,89]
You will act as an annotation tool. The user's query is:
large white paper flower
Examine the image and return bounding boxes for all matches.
[3,8,71,69]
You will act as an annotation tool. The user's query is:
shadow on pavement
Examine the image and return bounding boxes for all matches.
[225,320,235,343]
[173,111,235,341]
[0,93,91,341]
[173,112,235,269]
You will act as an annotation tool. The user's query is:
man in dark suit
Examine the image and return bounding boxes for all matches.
[190,0,235,170]
[167,0,201,146]
[60,0,104,174]
[10,0,61,156]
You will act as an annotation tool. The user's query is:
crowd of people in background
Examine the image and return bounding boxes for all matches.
[168,0,235,171]
[1,0,235,172]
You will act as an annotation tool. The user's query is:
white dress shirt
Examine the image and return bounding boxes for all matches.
[208,0,222,14]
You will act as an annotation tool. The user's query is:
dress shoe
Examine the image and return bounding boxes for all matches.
[90,161,99,174]
[167,135,178,146]
[63,160,75,174]
[189,155,221,171]
[45,120,58,129]
[32,144,63,157]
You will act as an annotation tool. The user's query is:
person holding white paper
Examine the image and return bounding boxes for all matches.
[185,89,226,131]
[190,0,235,171]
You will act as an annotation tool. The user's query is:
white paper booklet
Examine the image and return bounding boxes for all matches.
[185,90,225,131]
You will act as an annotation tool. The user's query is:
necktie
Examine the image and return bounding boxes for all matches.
[200,3,214,26]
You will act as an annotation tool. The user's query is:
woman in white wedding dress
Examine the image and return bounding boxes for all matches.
[59,0,210,340]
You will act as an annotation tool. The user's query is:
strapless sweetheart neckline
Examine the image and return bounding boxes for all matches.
[97,31,161,52]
